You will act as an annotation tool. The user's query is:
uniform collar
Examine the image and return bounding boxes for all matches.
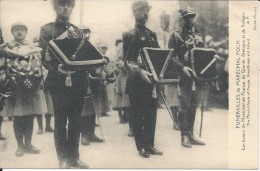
[55,17,71,26]
[135,22,146,30]
[182,27,195,34]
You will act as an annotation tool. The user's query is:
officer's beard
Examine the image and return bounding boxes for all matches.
[135,18,148,26]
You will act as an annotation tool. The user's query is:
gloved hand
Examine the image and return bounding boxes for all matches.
[140,69,152,84]
[183,66,193,78]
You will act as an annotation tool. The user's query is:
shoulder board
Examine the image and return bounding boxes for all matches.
[41,22,54,30]
[122,29,136,38]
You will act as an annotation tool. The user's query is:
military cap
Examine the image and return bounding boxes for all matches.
[179,6,196,18]
[132,0,151,11]
[53,0,75,8]
[11,22,28,32]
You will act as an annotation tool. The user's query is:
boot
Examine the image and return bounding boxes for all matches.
[118,111,125,124]
[128,128,134,137]
[45,115,54,132]
[36,115,43,134]
[81,136,90,146]
[181,135,192,148]
[189,133,206,145]
[15,145,24,157]
[89,135,104,143]
[68,159,89,169]
[24,144,40,154]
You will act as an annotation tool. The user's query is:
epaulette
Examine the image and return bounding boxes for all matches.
[122,28,135,39]
[40,22,54,30]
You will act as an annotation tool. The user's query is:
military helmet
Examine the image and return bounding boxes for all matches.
[131,0,151,12]
[179,6,196,18]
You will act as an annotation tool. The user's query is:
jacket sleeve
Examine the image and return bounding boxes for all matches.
[39,26,58,71]
[122,32,142,76]
[168,32,186,69]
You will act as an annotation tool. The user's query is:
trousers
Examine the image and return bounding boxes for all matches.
[51,88,84,162]
[178,84,202,137]
[81,115,95,139]
[129,91,157,151]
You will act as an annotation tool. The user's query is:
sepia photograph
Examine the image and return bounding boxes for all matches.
[0,0,258,169]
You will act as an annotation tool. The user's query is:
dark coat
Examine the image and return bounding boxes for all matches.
[168,28,204,87]
[122,24,160,99]
[39,20,87,95]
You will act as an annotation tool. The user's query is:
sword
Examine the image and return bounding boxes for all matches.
[140,51,178,126]
[199,84,205,137]
[86,73,105,141]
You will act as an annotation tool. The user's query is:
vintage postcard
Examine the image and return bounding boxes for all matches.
[0,0,258,169]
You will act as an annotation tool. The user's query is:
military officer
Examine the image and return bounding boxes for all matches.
[39,0,89,168]
[168,7,206,148]
[123,0,163,158]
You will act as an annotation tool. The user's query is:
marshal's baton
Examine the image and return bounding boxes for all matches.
[200,55,219,75]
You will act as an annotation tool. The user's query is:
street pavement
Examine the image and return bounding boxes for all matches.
[0,107,228,169]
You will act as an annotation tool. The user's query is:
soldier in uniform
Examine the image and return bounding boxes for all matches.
[39,0,89,168]
[123,0,163,158]
[168,7,206,148]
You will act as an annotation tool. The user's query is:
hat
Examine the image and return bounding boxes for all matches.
[53,0,75,8]
[179,6,196,18]
[11,22,28,32]
[132,0,151,11]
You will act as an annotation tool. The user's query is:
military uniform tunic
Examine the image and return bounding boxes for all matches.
[123,23,160,151]
[168,27,204,137]
[39,18,87,162]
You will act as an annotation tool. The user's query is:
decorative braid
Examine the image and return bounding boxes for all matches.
[71,37,87,60]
